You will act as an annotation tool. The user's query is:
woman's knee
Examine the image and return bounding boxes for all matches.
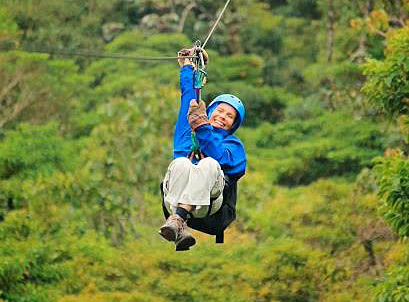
[170,157,192,170]
[164,157,191,188]
[198,157,220,170]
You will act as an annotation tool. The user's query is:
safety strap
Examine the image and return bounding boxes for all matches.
[205,189,223,218]
[190,131,201,159]
[206,197,215,217]
[216,232,224,244]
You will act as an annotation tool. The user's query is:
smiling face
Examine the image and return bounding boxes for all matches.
[209,102,237,131]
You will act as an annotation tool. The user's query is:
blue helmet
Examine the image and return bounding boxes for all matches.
[207,94,245,133]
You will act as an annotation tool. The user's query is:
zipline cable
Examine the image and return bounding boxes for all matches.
[1,0,231,61]
[202,0,231,49]
[7,48,197,61]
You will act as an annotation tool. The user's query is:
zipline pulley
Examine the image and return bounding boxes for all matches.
[189,41,208,160]
[192,40,207,102]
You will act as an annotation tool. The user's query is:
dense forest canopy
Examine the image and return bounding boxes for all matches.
[0,0,409,301]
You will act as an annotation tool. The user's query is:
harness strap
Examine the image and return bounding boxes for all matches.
[216,232,224,244]
[206,198,214,217]
[189,131,202,160]
[188,149,204,161]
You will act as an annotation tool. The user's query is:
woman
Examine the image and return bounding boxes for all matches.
[160,48,247,251]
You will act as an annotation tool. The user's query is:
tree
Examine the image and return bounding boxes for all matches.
[0,52,87,128]
[2,0,118,53]
[362,20,409,302]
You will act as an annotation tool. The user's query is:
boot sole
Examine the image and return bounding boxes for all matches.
[175,235,196,251]
[159,226,177,242]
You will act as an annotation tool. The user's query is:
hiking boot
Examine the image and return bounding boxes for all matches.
[159,214,184,242]
[175,226,196,251]
[159,214,196,251]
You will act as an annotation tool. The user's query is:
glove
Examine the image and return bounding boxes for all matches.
[178,48,194,67]
[177,48,209,67]
[188,99,209,130]
[198,49,209,65]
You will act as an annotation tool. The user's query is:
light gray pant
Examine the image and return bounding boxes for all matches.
[163,157,225,218]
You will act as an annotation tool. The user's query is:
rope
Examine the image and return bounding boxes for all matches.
[1,48,198,61]
[202,0,231,49]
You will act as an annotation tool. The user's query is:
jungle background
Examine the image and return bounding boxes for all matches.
[0,0,409,301]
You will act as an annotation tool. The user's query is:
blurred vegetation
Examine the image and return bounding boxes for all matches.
[0,0,408,301]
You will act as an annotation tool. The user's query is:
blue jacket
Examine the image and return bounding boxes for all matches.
[173,65,247,178]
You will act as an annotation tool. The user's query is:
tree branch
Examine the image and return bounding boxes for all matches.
[0,95,33,128]
[0,72,24,102]
[177,1,196,33]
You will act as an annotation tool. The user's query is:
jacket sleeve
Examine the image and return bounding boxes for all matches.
[173,64,195,158]
[195,124,247,176]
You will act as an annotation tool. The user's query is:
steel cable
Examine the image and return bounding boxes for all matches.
[2,48,197,61]
[0,0,231,61]
[202,0,231,49]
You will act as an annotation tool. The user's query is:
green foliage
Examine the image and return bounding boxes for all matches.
[0,123,79,217]
[305,61,362,92]
[0,208,120,302]
[239,3,282,55]
[0,123,77,179]
[206,82,296,126]
[43,83,177,243]
[245,178,385,251]
[360,10,409,301]
[3,0,117,56]
[0,6,18,49]
[106,30,192,55]
[362,26,409,117]
[84,31,189,110]
[1,177,386,302]
[374,150,409,237]
[207,53,264,85]
[279,0,321,19]
[0,1,406,302]
[242,111,385,185]
[375,265,409,302]
[260,15,322,90]
[0,51,89,128]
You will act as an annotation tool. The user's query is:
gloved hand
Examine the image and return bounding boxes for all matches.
[178,48,194,67]
[198,48,209,65]
[177,48,209,67]
[188,99,209,130]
